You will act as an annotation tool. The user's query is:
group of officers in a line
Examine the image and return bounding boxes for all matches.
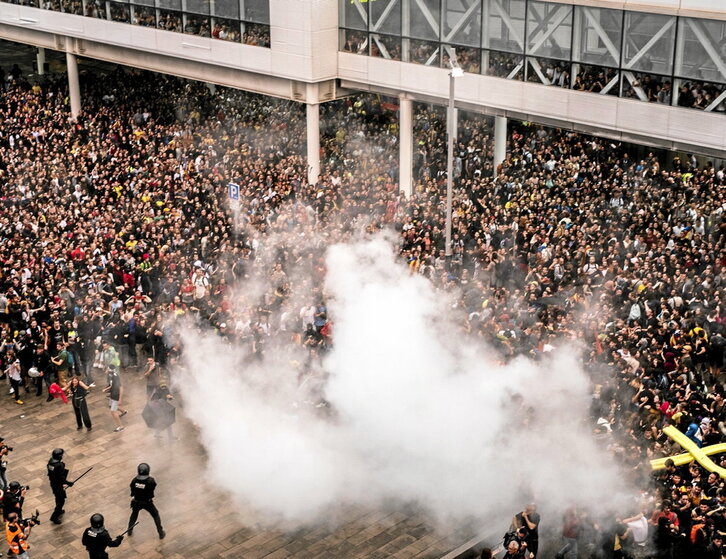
[3,448,164,558]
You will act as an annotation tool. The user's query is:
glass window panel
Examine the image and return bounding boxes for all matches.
[622,12,676,75]
[158,9,182,30]
[156,0,181,12]
[41,0,61,11]
[132,0,154,8]
[621,72,672,103]
[339,0,368,31]
[212,17,241,41]
[409,40,440,66]
[443,45,480,73]
[244,0,269,24]
[157,0,180,11]
[483,0,525,53]
[211,0,238,19]
[484,49,523,79]
[340,29,369,54]
[85,0,108,18]
[370,34,402,60]
[370,0,401,36]
[676,79,726,112]
[110,1,130,22]
[243,22,270,47]
[572,63,618,95]
[184,0,209,15]
[572,6,623,67]
[61,0,82,14]
[526,57,569,87]
[443,0,481,48]
[526,1,572,60]
[408,0,440,41]
[675,18,726,85]
[184,13,210,35]
[132,4,156,24]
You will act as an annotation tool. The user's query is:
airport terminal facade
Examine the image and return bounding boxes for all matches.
[0,0,724,192]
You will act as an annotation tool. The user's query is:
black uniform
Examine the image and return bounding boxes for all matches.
[48,456,72,523]
[2,489,23,520]
[128,474,164,537]
[82,526,123,559]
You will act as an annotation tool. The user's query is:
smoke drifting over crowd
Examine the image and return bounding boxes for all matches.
[177,235,629,528]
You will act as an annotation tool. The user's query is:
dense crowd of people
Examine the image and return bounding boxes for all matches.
[0,58,723,558]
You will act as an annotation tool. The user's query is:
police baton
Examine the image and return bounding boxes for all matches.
[69,466,94,486]
[117,522,139,538]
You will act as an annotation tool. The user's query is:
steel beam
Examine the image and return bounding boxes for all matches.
[371,0,399,33]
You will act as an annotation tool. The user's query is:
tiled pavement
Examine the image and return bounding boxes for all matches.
[0,367,472,559]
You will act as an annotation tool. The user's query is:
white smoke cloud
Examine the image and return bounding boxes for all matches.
[176,235,631,530]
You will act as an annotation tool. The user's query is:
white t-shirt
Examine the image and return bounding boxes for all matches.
[299,305,315,329]
[627,515,648,544]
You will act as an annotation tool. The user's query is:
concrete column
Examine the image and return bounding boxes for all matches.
[453,107,459,142]
[36,48,46,75]
[398,95,413,197]
[493,115,507,177]
[66,52,81,120]
[306,103,320,185]
[401,0,410,62]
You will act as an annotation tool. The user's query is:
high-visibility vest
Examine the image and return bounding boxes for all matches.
[5,522,28,554]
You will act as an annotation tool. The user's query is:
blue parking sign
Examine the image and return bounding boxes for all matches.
[228,182,240,200]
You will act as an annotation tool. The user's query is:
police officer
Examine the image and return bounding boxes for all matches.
[127,463,165,539]
[5,511,33,558]
[47,448,74,524]
[2,482,26,520]
[82,514,124,559]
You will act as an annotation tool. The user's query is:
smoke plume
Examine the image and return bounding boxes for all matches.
[176,235,630,529]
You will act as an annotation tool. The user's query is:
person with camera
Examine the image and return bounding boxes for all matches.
[0,437,12,490]
[5,511,34,558]
[82,513,124,559]
[47,448,73,524]
[2,482,26,521]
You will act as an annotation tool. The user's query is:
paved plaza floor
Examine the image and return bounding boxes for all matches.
[0,365,471,559]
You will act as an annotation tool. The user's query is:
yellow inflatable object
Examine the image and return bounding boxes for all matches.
[651,425,726,479]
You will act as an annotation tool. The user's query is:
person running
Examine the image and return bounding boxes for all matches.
[102,365,127,432]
